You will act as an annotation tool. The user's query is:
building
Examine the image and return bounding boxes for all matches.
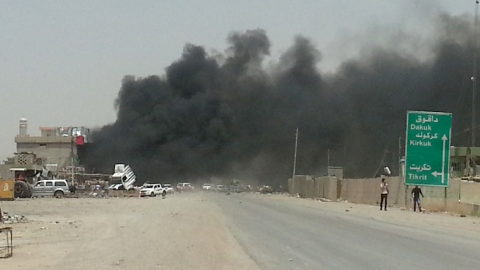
[0,118,90,180]
[327,166,344,179]
[450,146,480,178]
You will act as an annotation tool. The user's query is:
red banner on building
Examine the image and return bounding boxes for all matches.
[76,136,85,145]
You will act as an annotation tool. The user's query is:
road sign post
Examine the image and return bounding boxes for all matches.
[405,111,452,187]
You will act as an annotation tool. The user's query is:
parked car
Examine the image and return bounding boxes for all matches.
[163,183,174,194]
[32,179,70,198]
[139,184,166,197]
[216,184,228,193]
[202,183,213,191]
[176,182,194,192]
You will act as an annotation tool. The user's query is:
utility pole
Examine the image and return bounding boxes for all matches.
[398,137,402,176]
[327,149,330,176]
[400,136,407,208]
[472,0,479,146]
[71,137,75,186]
[292,128,299,193]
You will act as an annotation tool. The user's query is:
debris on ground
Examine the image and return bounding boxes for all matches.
[1,212,28,224]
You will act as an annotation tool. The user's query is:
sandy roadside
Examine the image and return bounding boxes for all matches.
[249,193,480,239]
[0,193,259,270]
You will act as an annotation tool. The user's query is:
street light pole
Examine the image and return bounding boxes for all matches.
[292,128,299,193]
[472,0,479,147]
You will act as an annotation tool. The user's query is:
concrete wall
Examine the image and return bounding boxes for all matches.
[288,175,480,216]
[16,141,75,168]
[0,165,15,180]
[458,180,480,204]
[340,177,405,205]
[288,175,337,201]
[109,190,140,197]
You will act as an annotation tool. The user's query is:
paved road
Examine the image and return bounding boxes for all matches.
[214,193,480,270]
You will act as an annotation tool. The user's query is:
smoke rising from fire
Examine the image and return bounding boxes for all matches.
[84,13,478,184]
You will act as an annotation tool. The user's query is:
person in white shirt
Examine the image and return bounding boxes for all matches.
[380,178,389,211]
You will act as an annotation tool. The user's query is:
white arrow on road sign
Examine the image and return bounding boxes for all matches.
[441,134,447,183]
[431,135,448,183]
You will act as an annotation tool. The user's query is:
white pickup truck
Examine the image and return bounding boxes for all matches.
[139,183,167,197]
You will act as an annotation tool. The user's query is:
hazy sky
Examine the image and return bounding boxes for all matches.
[0,0,475,161]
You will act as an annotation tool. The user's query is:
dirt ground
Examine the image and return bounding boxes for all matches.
[0,193,259,270]
[2,192,480,269]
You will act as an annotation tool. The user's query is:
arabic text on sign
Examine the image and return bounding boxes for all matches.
[416,115,439,124]
[409,164,432,172]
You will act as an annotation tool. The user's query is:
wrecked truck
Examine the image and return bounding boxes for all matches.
[110,164,136,190]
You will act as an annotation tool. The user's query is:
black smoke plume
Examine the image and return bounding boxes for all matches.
[84,14,479,184]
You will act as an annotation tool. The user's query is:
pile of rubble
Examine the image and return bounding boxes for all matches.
[1,212,27,224]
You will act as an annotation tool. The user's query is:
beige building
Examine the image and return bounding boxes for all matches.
[0,118,90,179]
[15,134,75,170]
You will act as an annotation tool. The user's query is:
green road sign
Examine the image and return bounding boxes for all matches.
[405,111,452,187]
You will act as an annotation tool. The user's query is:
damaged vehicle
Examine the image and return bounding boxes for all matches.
[110,164,136,190]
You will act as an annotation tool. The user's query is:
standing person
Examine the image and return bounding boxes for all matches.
[69,184,77,195]
[104,181,110,198]
[380,178,389,211]
[411,185,424,212]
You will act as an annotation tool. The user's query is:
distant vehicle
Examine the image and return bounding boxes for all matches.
[216,185,228,193]
[244,185,253,192]
[176,182,194,192]
[140,184,166,197]
[260,185,273,194]
[202,183,212,191]
[163,184,174,194]
[32,179,70,198]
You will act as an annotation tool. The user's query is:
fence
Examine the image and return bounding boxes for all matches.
[288,175,480,216]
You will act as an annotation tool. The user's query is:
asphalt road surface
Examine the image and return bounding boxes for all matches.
[214,193,480,270]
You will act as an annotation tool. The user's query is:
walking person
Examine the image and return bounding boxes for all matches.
[411,185,424,212]
[380,178,389,211]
